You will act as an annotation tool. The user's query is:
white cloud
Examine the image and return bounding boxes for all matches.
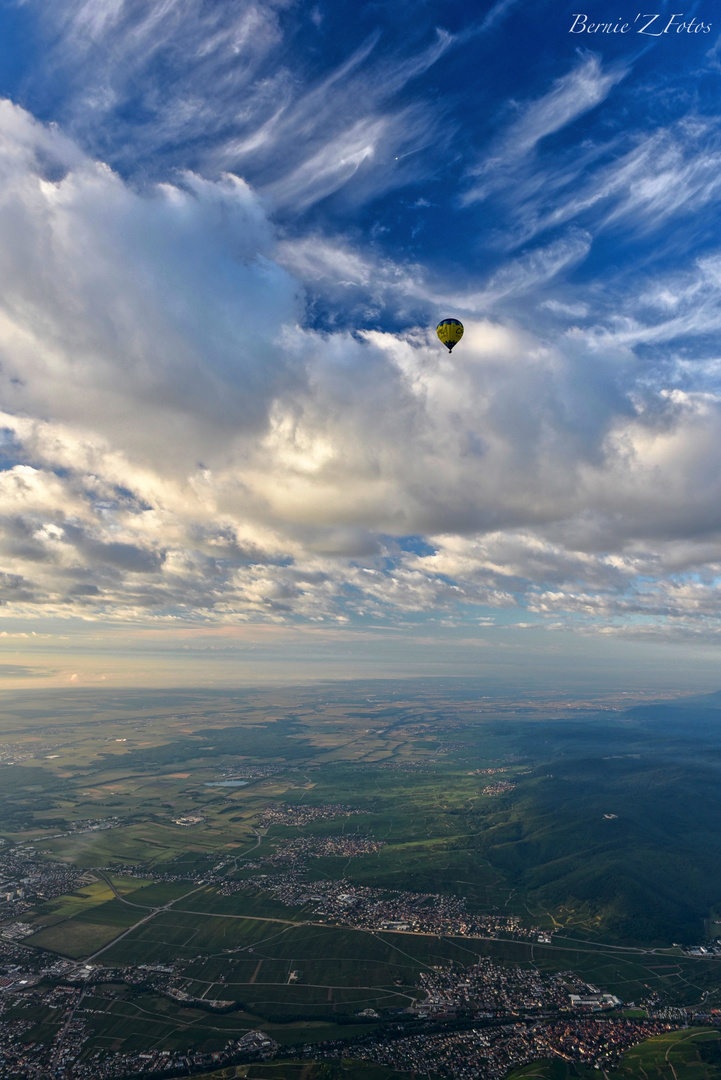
[264,116,388,211]
[23,1,454,211]
[1,102,721,639]
[474,111,721,259]
[32,0,284,148]
[0,101,301,468]
[500,53,626,157]
[464,54,627,203]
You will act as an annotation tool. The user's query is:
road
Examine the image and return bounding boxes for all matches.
[85,882,208,962]
[85,830,265,962]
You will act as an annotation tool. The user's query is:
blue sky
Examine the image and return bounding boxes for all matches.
[1,0,721,689]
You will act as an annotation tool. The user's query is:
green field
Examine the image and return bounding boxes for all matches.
[508,1028,721,1079]
[194,1063,416,1080]
[5,683,721,948]
[4,683,721,1072]
[611,1027,721,1079]
[507,1063,597,1079]
[27,872,721,1008]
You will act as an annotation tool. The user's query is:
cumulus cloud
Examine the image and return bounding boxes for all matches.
[0,100,301,466]
[1,100,721,639]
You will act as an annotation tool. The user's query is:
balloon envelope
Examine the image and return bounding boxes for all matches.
[436,318,464,352]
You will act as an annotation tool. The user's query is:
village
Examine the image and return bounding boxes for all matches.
[0,806,718,1078]
[324,1015,680,1078]
[0,930,699,1080]
[218,866,545,940]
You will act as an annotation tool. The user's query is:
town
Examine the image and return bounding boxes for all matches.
[326,1015,679,1078]
[218,866,543,939]
[0,927,697,1080]
[1,808,720,1078]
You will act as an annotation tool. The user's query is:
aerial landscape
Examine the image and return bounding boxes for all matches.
[1,0,721,1077]
[3,683,721,1078]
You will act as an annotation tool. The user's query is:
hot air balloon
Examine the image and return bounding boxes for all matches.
[436,318,464,353]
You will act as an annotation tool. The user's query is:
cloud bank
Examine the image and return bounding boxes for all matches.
[1,95,721,643]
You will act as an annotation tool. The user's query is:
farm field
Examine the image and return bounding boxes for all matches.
[507,1028,721,1079]
[3,682,721,1077]
[611,1027,721,1078]
[506,1063,598,1079]
[193,1064,417,1080]
[23,871,721,1009]
[5,683,721,946]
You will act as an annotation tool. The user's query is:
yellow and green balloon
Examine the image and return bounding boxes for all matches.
[436,318,464,353]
